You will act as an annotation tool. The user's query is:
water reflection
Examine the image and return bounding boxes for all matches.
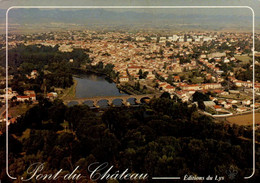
[83,100,94,107]
[127,98,136,105]
[68,101,79,107]
[74,74,127,98]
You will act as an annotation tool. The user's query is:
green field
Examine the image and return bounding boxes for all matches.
[218,93,252,100]
[235,55,252,64]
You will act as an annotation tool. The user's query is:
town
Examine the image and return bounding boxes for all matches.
[0,30,260,129]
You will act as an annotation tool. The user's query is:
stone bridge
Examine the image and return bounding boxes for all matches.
[63,94,161,107]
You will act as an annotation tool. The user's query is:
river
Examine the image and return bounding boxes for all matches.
[69,73,133,107]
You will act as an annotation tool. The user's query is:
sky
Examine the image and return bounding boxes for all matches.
[0,0,260,33]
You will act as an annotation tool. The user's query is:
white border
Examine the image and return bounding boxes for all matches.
[5,6,255,180]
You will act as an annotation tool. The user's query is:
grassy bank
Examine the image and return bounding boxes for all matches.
[59,79,78,100]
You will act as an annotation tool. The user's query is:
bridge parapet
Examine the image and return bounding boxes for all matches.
[63,94,161,106]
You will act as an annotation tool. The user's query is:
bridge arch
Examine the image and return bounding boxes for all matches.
[96,99,110,107]
[67,101,79,106]
[140,97,151,104]
[63,94,161,107]
[127,97,137,105]
[83,100,94,107]
[112,98,125,106]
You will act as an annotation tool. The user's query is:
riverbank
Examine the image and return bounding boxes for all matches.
[71,67,157,96]
[59,79,78,100]
[72,67,116,83]
[72,67,136,95]
[117,84,140,95]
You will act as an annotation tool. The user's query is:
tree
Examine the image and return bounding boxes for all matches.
[143,71,149,79]
[65,105,91,130]
[198,100,206,110]
[192,91,210,102]
[134,82,141,91]
[166,74,173,84]
[160,92,171,99]
[138,69,149,79]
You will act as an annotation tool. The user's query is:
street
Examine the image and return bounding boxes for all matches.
[0,104,6,119]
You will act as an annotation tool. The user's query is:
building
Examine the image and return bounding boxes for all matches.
[47,92,58,100]
[17,96,30,102]
[164,85,175,93]
[119,76,129,83]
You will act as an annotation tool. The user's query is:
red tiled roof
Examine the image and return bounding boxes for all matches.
[214,105,222,109]
[17,96,30,99]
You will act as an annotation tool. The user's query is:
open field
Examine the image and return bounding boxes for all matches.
[234,55,252,64]
[8,103,33,118]
[227,112,260,126]
[218,93,252,100]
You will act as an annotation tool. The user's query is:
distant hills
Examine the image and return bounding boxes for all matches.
[0,8,255,32]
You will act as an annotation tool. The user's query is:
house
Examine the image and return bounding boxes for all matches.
[28,94,36,101]
[159,82,168,90]
[224,103,232,109]
[200,54,207,59]
[4,88,12,94]
[17,96,30,102]
[47,92,58,100]
[30,70,38,79]
[214,105,222,111]
[127,66,142,74]
[237,107,248,113]
[24,90,36,102]
[250,103,260,109]
[202,83,222,90]
[119,76,129,83]
[226,99,238,104]
[175,91,191,102]
[164,85,175,93]
[234,80,253,88]
[255,85,260,92]
[180,84,200,91]
[174,76,181,82]
[218,100,227,105]
[242,100,251,106]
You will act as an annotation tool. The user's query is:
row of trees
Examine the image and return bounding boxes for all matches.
[87,61,118,80]
[0,95,258,182]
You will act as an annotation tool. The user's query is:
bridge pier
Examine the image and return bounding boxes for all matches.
[93,104,100,108]
[78,101,84,105]
[122,101,130,106]
[107,99,113,106]
[93,100,98,107]
[135,99,141,104]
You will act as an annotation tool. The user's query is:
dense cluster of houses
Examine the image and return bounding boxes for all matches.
[2,30,258,117]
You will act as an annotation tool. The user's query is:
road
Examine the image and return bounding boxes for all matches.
[0,105,6,118]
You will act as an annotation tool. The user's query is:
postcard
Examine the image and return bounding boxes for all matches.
[0,0,259,182]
